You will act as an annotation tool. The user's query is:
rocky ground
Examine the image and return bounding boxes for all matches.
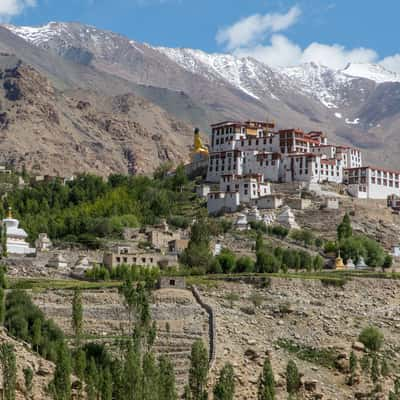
[31,287,210,391]
[0,328,55,400]
[202,277,400,399]
[25,276,400,399]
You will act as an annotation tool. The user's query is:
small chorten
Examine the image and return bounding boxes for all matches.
[335,250,346,270]
[2,207,35,255]
[346,258,355,269]
[356,256,368,270]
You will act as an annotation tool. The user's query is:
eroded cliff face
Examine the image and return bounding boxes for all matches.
[0,55,193,177]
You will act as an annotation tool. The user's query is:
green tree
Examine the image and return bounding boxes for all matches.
[1,223,7,258]
[142,352,158,400]
[213,363,235,400]
[370,354,380,383]
[286,360,301,395]
[101,367,113,400]
[258,357,275,400]
[158,356,177,400]
[348,351,357,385]
[32,318,42,353]
[86,358,98,400]
[235,256,255,273]
[52,343,71,400]
[119,276,137,334]
[380,357,389,377]
[382,254,393,271]
[359,326,384,352]
[0,343,17,400]
[360,354,370,374]
[181,219,212,272]
[216,249,236,274]
[337,214,352,241]
[23,367,33,399]
[313,255,324,271]
[0,287,5,326]
[74,348,86,383]
[189,340,209,400]
[72,289,83,346]
[255,232,265,253]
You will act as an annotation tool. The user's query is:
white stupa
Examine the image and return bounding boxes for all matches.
[235,213,249,231]
[346,258,356,269]
[2,209,35,255]
[356,256,369,270]
[276,206,299,229]
[71,256,91,277]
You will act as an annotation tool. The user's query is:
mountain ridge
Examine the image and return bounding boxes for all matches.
[1,21,400,171]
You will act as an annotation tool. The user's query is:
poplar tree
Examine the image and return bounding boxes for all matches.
[142,352,158,400]
[188,340,209,400]
[0,287,5,326]
[337,214,352,241]
[53,343,71,400]
[86,358,98,400]
[101,367,113,400]
[1,224,7,258]
[72,289,83,346]
[0,343,17,400]
[349,351,357,385]
[213,363,235,400]
[371,355,380,383]
[158,356,177,400]
[23,367,33,399]
[286,360,301,396]
[32,318,42,353]
[258,357,275,400]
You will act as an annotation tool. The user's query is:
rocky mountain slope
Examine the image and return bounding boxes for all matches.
[2,22,400,172]
[0,53,193,176]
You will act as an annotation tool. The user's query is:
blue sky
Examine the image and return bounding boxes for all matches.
[3,0,400,71]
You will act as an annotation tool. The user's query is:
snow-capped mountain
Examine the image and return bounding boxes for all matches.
[4,22,399,111]
[3,21,400,171]
[342,63,400,83]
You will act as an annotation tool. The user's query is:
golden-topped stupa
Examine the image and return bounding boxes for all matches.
[335,250,346,270]
[191,128,209,162]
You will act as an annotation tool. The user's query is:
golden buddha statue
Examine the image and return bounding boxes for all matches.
[191,128,209,161]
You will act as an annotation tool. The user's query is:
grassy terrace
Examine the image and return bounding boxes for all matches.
[8,270,400,291]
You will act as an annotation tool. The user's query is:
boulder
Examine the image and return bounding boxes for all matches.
[352,341,365,352]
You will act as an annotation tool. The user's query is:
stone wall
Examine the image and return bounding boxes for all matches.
[191,285,217,370]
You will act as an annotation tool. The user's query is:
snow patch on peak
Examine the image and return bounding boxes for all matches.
[342,63,400,83]
[282,62,353,109]
[157,47,263,99]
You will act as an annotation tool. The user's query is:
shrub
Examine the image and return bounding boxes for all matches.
[359,326,384,352]
[235,256,255,273]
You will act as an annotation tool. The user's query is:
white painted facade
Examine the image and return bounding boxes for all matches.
[207,174,271,215]
[206,122,351,185]
[344,167,400,199]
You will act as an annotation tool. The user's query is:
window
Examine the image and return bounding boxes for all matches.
[169,279,176,286]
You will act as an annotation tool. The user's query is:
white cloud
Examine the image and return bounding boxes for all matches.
[216,5,400,74]
[234,34,302,67]
[301,42,378,70]
[0,0,36,21]
[380,54,400,74]
[216,6,301,51]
